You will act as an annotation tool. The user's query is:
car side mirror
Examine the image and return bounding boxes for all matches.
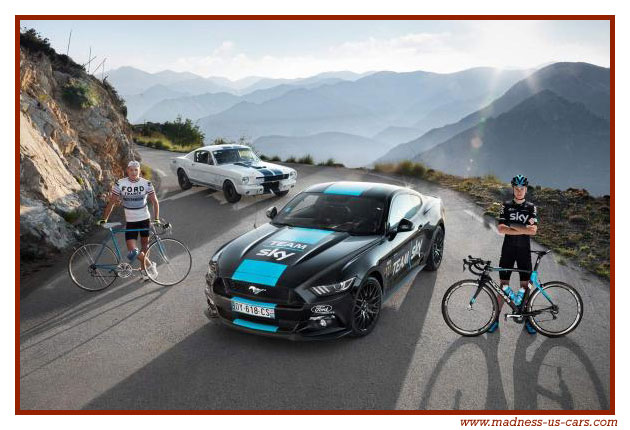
[266,206,278,219]
[397,218,414,232]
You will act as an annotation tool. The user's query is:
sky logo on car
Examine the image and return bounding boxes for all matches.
[323,182,372,196]
[232,259,287,286]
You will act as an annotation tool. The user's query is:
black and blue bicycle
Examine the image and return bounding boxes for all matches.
[442,250,583,337]
[68,221,192,291]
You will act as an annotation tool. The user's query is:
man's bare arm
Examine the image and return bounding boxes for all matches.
[149,193,160,220]
[100,194,119,221]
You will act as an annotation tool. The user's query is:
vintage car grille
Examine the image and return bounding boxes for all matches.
[257,174,289,183]
[222,278,302,305]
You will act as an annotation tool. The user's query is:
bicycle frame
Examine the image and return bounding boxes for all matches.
[91,226,153,272]
[472,253,555,314]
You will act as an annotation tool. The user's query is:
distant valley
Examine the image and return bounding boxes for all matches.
[108,62,610,194]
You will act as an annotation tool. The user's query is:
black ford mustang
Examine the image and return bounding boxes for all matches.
[205,181,445,340]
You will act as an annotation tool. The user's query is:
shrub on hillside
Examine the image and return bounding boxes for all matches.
[62,79,99,109]
[270,155,281,162]
[285,156,297,163]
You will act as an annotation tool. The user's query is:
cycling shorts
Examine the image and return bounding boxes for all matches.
[125,219,150,241]
[499,245,532,282]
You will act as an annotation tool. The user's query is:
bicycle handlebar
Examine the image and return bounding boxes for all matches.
[463,255,491,276]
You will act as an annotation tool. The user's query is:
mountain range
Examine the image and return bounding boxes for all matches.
[377,62,610,164]
[108,62,610,194]
[414,89,610,195]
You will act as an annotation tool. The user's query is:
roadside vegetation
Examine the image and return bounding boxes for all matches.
[374,161,610,279]
[133,116,205,152]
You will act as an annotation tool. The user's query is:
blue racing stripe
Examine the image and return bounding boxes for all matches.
[259,169,274,177]
[323,182,372,196]
[232,297,277,308]
[232,259,287,286]
[273,227,332,244]
[233,318,279,333]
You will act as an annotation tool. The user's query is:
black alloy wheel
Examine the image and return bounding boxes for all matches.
[177,169,192,190]
[350,277,382,337]
[223,181,242,203]
[426,225,444,271]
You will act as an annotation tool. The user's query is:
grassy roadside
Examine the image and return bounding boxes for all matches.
[374,161,610,280]
[134,134,200,153]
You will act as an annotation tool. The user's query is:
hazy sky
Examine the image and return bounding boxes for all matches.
[20,19,610,80]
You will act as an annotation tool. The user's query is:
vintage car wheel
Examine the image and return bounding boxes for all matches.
[350,277,382,337]
[273,190,289,197]
[425,225,444,271]
[223,180,242,203]
[177,169,192,190]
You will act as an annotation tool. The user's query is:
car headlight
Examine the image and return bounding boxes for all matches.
[206,261,218,287]
[289,170,297,179]
[241,177,249,184]
[310,277,356,296]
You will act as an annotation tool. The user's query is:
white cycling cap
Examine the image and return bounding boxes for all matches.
[127,160,141,168]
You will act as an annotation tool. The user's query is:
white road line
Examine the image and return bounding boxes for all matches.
[464,209,500,235]
[161,189,201,202]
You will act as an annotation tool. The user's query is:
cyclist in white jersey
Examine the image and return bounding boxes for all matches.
[99,160,160,280]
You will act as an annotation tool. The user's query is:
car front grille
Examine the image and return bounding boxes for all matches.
[222,278,302,305]
[257,174,289,183]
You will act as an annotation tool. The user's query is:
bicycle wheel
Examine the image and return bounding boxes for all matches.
[144,237,192,286]
[442,280,499,336]
[526,281,583,337]
[68,244,119,291]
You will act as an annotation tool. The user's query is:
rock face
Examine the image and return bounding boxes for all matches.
[20,45,135,260]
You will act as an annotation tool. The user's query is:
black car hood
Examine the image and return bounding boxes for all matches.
[218,224,379,288]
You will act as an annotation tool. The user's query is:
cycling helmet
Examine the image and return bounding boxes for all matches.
[127,160,141,168]
[511,174,528,187]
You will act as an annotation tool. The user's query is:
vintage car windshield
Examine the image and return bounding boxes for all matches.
[213,148,260,165]
[273,192,385,235]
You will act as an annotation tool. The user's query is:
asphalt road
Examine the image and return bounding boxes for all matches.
[19,145,611,411]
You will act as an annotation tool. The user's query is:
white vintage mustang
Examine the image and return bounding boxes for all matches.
[169,144,297,203]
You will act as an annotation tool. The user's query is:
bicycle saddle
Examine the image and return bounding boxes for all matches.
[530,249,551,256]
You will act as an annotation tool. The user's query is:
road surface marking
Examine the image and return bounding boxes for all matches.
[161,189,202,202]
[464,209,500,235]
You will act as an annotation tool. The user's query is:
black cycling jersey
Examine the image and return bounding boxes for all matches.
[497,199,538,249]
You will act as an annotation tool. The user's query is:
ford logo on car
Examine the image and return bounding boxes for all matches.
[311,305,333,314]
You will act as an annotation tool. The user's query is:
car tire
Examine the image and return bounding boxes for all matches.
[223,180,242,203]
[273,190,289,197]
[350,276,382,337]
[425,225,444,271]
[177,169,192,190]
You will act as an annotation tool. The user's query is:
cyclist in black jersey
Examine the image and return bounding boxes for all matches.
[488,174,538,334]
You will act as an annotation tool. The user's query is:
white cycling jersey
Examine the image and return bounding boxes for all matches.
[112,177,155,222]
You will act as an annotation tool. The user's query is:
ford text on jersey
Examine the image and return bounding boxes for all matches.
[112,177,155,222]
[497,200,538,248]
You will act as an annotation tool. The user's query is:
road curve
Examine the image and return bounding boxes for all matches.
[19,145,611,411]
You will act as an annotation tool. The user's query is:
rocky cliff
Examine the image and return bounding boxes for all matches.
[20,32,136,261]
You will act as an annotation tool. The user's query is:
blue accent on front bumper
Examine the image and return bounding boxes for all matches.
[323,182,371,196]
[232,296,277,308]
[233,318,279,333]
[273,227,332,244]
[232,259,287,286]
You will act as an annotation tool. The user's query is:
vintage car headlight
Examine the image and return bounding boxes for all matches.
[289,170,297,179]
[206,261,218,287]
[310,277,356,296]
[241,177,250,184]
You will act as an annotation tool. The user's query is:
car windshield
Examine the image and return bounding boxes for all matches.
[273,192,385,235]
[213,148,260,165]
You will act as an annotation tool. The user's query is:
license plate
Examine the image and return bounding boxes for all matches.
[231,301,275,319]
